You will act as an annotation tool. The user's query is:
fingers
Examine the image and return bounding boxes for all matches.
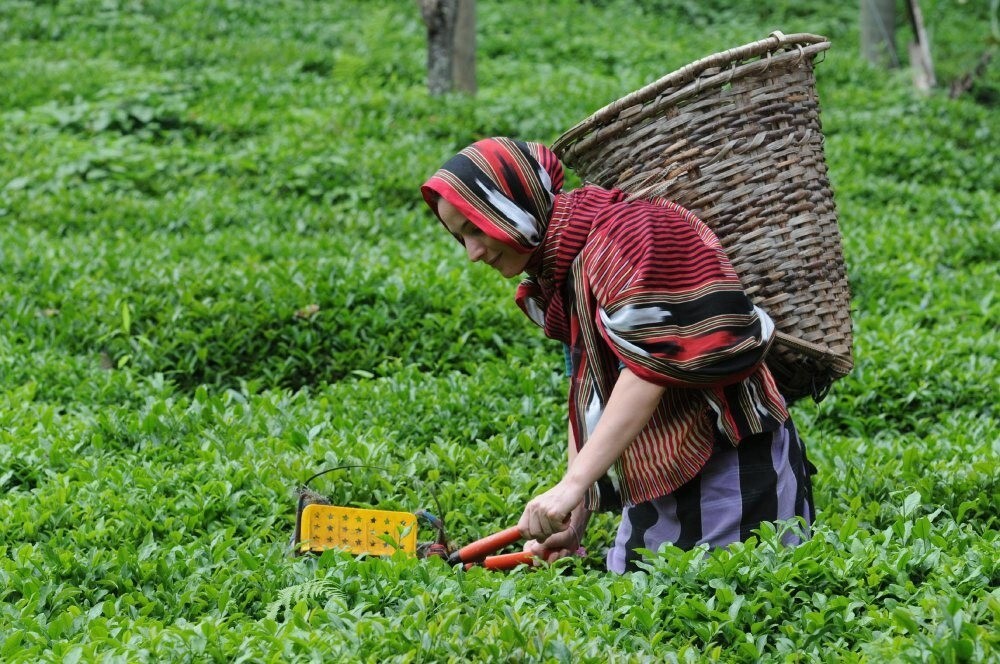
[518,480,583,542]
[545,548,576,563]
[532,510,562,539]
[523,539,545,556]
[524,538,579,564]
[519,501,569,541]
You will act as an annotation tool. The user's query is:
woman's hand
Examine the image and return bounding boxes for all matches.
[517,478,586,543]
[523,509,588,562]
[523,534,578,562]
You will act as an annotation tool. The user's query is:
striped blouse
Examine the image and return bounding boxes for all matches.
[540,187,789,509]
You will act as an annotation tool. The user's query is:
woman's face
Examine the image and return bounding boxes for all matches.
[437,197,531,278]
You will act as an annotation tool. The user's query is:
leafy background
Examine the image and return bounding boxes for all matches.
[1,0,997,661]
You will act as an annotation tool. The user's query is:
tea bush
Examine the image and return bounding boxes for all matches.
[1,0,997,661]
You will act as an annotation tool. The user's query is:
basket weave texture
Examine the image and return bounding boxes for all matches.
[551,32,853,402]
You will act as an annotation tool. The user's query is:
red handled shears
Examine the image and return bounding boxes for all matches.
[447,526,582,570]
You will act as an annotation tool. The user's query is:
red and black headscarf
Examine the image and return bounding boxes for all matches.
[420,137,565,254]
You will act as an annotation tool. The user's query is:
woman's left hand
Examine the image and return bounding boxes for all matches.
[517,479,586,543]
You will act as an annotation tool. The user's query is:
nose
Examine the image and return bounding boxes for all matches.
[465,237,487,262]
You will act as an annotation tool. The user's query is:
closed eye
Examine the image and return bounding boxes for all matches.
[452,222,484,246]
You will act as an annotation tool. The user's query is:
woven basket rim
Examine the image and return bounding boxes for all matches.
[552,31,830,154]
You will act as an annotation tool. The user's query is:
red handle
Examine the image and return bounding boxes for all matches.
[451,525,522,563]
[466,550,538,571]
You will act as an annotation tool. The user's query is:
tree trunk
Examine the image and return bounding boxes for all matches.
[860,0,899,68]
[905,0,936,91]
[419,0,458,96]
[453,0,476,94]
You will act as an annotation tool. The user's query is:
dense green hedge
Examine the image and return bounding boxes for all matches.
[1,0,997,661]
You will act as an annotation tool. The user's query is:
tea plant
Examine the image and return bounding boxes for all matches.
[1,0,997,661]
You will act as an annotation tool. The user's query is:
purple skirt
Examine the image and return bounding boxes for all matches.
[606,417,814,573]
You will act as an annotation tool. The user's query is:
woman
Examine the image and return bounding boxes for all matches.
[421,137,814,573]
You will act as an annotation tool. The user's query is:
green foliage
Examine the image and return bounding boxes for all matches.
[265,578,346,622]
[0,0,997,661]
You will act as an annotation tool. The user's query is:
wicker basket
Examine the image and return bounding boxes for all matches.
[551,31,853,402]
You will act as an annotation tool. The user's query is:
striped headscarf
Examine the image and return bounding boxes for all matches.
[420,137,565,254]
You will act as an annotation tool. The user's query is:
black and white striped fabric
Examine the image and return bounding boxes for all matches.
[606,417,815,573]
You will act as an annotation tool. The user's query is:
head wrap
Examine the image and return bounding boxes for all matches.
[421,137,564,254]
